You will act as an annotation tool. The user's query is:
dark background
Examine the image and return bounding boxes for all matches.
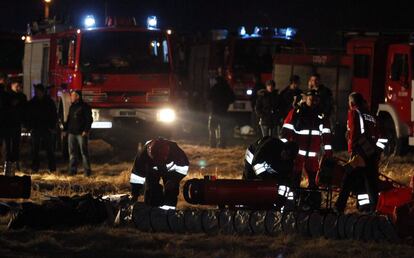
[0,0,412,47]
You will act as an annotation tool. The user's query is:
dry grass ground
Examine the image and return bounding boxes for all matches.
[1,139,414,257]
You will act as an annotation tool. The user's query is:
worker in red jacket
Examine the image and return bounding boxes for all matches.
[335,92,387,213]
[281,89,332,209]
[129,138,189,210]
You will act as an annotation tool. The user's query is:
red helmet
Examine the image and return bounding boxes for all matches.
[148,138,170,164]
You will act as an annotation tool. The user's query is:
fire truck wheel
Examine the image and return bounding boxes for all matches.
[380,113,408,156]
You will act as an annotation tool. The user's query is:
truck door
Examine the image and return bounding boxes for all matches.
[52,35,77,90]
[386,45,411,123]
[23,39,50,98]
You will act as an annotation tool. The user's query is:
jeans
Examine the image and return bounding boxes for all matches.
[31,129,56,172]
[208,114,230,148]
[68,133,91,174]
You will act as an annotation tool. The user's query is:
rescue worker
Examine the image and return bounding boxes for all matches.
[27,84,57,173]
[4,77,27,174]
[63,90,93,176]
[255,80,280,137]
[207,69,235,148]
[243,136,299,182]
[334,92,387,213]
[308,73,333,118]
[129,138,189,210]
[279,75,302,120]
[281,89,333,209]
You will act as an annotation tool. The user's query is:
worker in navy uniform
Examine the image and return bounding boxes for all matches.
[26,84,57,173]
[243,136,299,208]
[129,138,189,210]
[244,136,298,182]
[335,92,387,213]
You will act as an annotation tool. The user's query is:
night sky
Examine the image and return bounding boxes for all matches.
[1,0,412,47]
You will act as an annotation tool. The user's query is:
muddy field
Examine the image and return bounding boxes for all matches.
[1,139,414,258]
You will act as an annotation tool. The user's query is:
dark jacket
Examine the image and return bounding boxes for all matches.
[255,89,280,126]
[315,84,333,118]
[27,96,57,131]
[0,85,9,133]
[250,82,265,109]
[279,86,302,119]
[65,100,93,135]
[8,91,27,127]
[208,77,235,115]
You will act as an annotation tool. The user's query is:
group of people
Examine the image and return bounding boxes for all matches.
[131,73,386,214]
[254,73,333,138]
[0,73,93,176]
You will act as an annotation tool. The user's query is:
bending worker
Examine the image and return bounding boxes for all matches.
[129,138,189,210]
[335,92,387,213]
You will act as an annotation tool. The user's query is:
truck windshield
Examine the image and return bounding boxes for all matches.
[80,30,170,74]
[233,39,281,73]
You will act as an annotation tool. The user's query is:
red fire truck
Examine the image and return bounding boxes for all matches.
[179,27,303,129]
[273,32,414,155]
[23,16,178,146]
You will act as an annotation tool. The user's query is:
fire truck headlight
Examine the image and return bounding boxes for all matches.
[157,108,176,123]
[84,15,96,28]
[246,89,253,96]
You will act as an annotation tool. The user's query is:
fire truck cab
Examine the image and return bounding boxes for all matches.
[347,34,414,155]
[23,17,178,147]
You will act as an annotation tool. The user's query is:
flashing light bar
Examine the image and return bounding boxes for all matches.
[147,16,157,29]
[84,15,96,28]
[91,121,113,129]
[237,26,297,39]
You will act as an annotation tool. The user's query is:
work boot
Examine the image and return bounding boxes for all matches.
[84,170,92,177]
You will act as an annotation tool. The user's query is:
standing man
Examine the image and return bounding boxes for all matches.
[250,74,265,131]
[255,80,280,137]
[27,84,57,173]
[208,69,235,148]
[0,73,9,169]
[335,92,386,213]
[279,75,302,120]
[4,77,27,174]
[64,90,93,176]
[129,138,189,210]
[281,89,332,209]
[308,73,333,119]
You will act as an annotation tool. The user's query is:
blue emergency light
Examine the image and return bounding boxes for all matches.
[147,16,158,29]
[239,26,247,37]
[84,15,96,28]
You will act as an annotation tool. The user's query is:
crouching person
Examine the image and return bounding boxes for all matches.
[129,138,189,210]
[244,137,299,209]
